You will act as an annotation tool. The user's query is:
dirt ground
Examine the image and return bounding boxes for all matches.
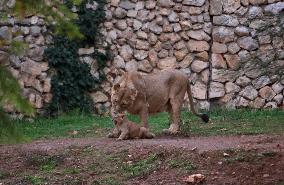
[0,134,283,185]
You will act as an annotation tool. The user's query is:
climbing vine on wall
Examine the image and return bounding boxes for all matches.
[44,0,109,115]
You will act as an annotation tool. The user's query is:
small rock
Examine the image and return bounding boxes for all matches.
[228,43,241,54]
[212,54,227,69]
[250,97,265,108]
[138,60,153,72]
[264,2,284,14]
[272,83,284,94]
[114,7,127,18]
[182,0,206,6]
[30,26,41,36]
[157,57,177,69]
[224,54,240,70]
[264,102,278,109]
[119,0,135,10]
[133,19,143,30]
[235,26,250,36]
[236,76,251,87]
[158,0,174,7]
[179,54,194,68]
[0,26,12,41]
[273,94,283,105]
[223,152,230,157]
[263,174,269,178]
[212,42,227,54]
[213,15,239,26]
[134,50,148,60]
[209,82,225,98]
[125,60,138,71]
[191,60,208,73]
[91,91,108,103]
[210,0,222,15]
[113,55,125,69]
[249,0,266,5]
[78,47,94,55]
[120,45,133,62]
[192,81,207,100]
[248,6,263,19]
[183,174,205,184]
[6,0,16,8]
[187,30,210,41]
[136,40,150,50]
[259,86,276,101]
[187,40,209,52]
[238,37,259,51]
[212,26,235,43]
[252,76,271,89]
[225,82,241,93]
[239,85,258,100]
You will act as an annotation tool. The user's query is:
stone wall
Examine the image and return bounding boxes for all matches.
[209,0,284,109]
[1,0,284,114]
[0,12,52,113]
[103,0,284,110]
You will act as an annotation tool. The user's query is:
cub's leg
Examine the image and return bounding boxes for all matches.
[117,126,129,140]
[107,126,121,138]
[140,127,155,139]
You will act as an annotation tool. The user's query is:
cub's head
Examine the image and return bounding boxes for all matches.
[111,83,138,111]
[113,113,126,126]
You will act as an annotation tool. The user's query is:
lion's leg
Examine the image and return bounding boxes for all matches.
[167,98,182,134]
[107,126,121,138]
[140,127,155,139]
[140,107,149,128]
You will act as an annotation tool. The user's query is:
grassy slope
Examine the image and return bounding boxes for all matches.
[1,108,284,143]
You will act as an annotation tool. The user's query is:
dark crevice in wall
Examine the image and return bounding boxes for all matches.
[207,0,213,111]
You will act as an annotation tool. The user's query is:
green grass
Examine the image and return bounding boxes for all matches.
[167,159,197,172]
[25,175,46,185]
[1,108,283,144]
[122,154,158,177]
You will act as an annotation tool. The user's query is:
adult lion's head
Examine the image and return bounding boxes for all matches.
[111,80,138,113]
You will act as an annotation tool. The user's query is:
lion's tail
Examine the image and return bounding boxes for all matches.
[187,82,209,123]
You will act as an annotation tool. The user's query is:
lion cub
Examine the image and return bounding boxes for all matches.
[108,113,155,140]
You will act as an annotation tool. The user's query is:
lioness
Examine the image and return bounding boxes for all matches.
[108,113,155,140]
[110,69,209,134]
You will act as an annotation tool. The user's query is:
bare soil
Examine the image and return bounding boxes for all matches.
[0,134,283,185]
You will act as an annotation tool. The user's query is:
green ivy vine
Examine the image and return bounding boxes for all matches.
[44,0,110,115]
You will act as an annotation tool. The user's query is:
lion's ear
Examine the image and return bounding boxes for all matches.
[113,83,120,91]
[130,89,138,101]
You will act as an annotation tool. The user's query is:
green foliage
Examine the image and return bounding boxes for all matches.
[0,66,33,115]
[44,37,95,114]
[75,0,106,45]
[25,175,46,185]
[8,40,28,56]
[122,154,158,177]
[12,0,83,40]
[167,159,197,172]
[0,65,34,142]
[45,0,109,115]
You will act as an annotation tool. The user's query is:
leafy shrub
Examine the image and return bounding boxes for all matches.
[45,0,110,115]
